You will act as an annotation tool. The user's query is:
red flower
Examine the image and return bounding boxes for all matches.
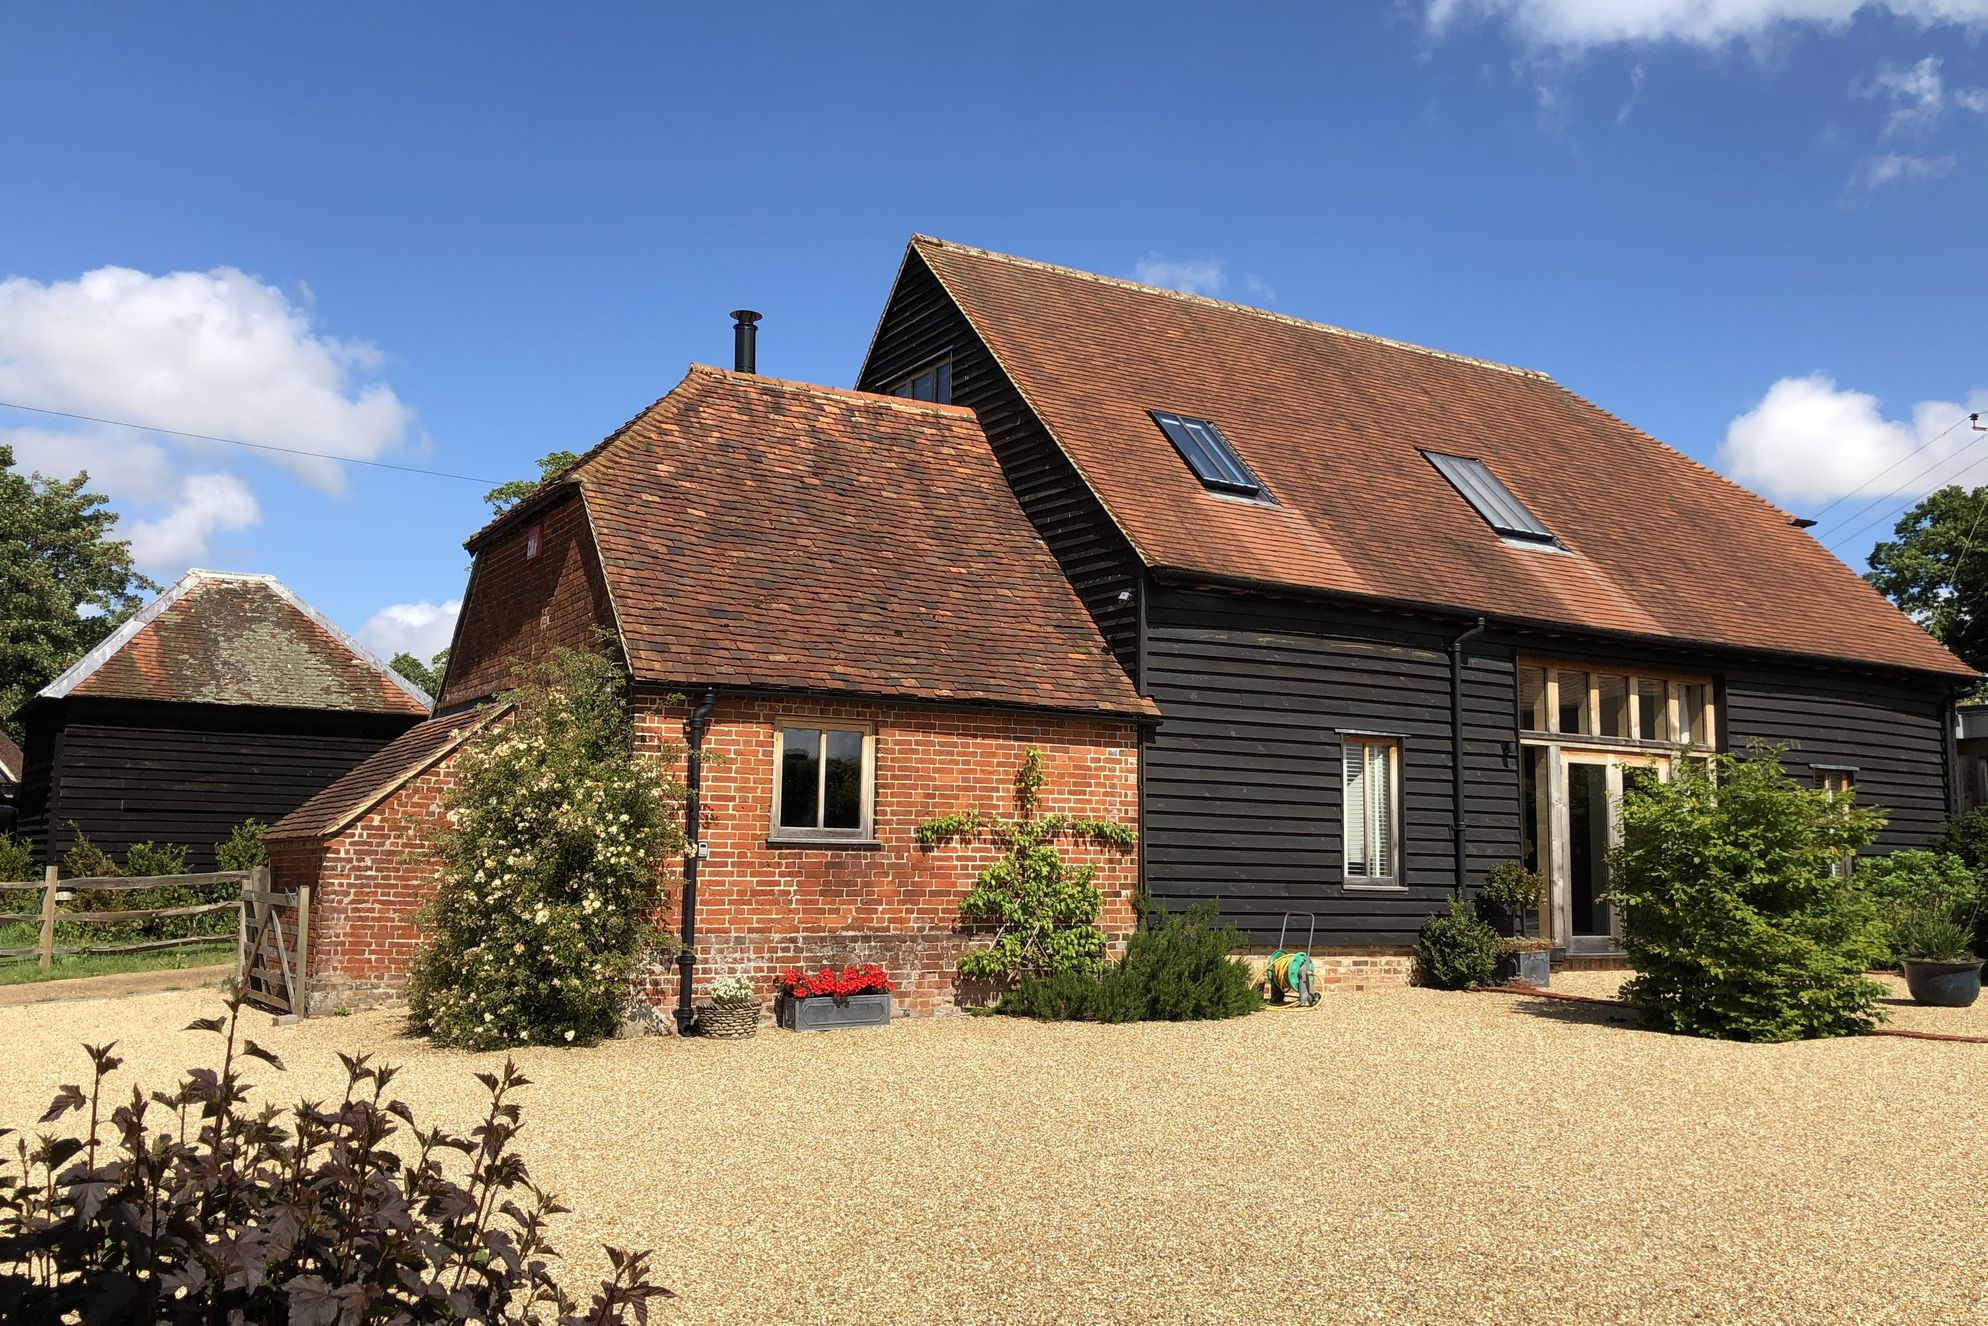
[777,963,893,1000]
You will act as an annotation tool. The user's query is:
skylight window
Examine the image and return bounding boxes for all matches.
[1150,411,1263,497]
[1422,451,1555,544]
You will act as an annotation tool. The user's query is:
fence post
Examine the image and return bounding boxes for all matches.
[294,876,311,1018]
[38,866,57,973]
[237,873,252,988]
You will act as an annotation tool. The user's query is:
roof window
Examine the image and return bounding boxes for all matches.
[1423,451,1555,544]
[1151,411,1264,497]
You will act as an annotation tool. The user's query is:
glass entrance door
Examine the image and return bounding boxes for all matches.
[1548,751,1666,955]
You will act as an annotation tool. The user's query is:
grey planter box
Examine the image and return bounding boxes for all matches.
[780,992,893,1031]
[1494,949,1552,988]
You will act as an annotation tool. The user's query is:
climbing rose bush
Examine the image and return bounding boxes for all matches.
[408,648,686,1050]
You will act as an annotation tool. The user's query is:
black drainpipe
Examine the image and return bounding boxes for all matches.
[730,310,760,374]
[1449,617,1488,895]
[675,688,719,1034]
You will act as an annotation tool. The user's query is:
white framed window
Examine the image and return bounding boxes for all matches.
[1342,735,1401,887]
[888,358,952,404]
[1818,768,1857,878]
[771,723,876,841]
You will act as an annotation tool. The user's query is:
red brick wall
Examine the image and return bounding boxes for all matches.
[634,694,1142,1017]
[279,693,1142,1019]
[439,491,615,710]
[289,756,462,1013]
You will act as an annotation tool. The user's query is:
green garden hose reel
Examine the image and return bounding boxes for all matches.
[1267,913,1321,1007]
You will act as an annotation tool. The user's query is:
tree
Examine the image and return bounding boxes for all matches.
[1866,484,1988,673]
[0,446,155,739]
[389,647,449,696]
[483,450,581,513]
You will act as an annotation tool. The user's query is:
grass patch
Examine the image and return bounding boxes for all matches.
[0,920,233,987]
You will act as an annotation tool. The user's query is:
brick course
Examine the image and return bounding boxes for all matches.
[280,692,1141,1019]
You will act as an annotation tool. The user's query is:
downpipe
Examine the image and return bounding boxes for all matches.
[674,689,719,1035]
[1449,617,1488,896]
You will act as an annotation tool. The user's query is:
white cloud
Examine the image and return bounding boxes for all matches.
[122,474,260,571]
[1719,373,1988,505]
[1132,255,1228,297]
[0,266,410,492]
[1858,54,1988,133]
[1847,149,1957,190]
[0,265,414,575]
[1428,0,1988,48]
[1616,63,1648,124]
[359,599,461,662]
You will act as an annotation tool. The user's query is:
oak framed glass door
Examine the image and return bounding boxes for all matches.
[1547,750,1667,955]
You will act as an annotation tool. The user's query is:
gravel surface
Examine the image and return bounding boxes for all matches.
[8,987,1987,1324]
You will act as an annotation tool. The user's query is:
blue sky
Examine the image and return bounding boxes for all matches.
[3,1,1984,663]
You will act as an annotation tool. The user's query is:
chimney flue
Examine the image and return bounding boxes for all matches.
[730,309,761,374]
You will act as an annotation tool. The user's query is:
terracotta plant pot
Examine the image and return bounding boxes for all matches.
[1901,957,1983,1008]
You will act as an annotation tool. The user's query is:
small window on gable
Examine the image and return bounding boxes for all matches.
[1423,451,1555,544]
[889,359,952,404]
[1150,411,1265,498]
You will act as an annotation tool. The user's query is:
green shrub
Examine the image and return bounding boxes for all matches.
[1856,850,1985,960]
[1479,861,1546,936]
[1613,744,1890,1042]
[0,835,33,883]
[1414,896,1502,989]
[214,818,268,871]
[919,749,1137,984]
[60,826,117,880]
[997,902,1259,1022]
[1935,805,1988,873]
[122,840,188,878]
[408,648,686,1050]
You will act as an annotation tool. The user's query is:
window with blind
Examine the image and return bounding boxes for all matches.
[1342,736,1400,886]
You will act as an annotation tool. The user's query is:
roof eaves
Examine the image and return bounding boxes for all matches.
[284,703,511,841]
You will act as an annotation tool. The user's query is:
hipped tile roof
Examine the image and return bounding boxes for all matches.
[906,236,1972,680]
[31,570,432,716]
[478,366,1153,718]
[270,705,502,841]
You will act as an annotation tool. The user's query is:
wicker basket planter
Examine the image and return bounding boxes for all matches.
[696,1002,761,1039]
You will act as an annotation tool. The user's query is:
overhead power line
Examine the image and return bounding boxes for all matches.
[1815,411,1985,539]
[1807,411,1977,523]
[1826,442,1988,556]
[0,399,499,485]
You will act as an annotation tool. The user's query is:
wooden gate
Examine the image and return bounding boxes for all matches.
[237,866,311,1020]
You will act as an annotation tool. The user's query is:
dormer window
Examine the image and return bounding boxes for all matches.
[1150,411,1265,498]
[1422,451,1556,545]
[889,359,952,404]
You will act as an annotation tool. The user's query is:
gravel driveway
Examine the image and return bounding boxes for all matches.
[7,983,1986,1325]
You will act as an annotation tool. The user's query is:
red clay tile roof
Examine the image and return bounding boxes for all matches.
[513,365,1152,717]
[269,705,502,840]
[35,570,433,715]
[906,236,1972,680]
[0,731,19,784]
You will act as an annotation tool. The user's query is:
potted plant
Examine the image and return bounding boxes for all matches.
[1895,905,1983,1008]
[1480,862,1550,986]
[777,963,895,1031]
[1495,937,1553,988]
[696,974,761,1039]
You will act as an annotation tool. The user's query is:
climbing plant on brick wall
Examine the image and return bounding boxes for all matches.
[917,748,1137,982]
[408,647,686,1049]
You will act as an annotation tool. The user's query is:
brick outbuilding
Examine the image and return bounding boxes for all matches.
[272,365,1152,1018]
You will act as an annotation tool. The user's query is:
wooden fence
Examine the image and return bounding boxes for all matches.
[238,870,309,1021]
[0,867,250,971]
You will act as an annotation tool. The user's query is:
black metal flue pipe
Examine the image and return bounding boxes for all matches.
[730,310,760,374]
